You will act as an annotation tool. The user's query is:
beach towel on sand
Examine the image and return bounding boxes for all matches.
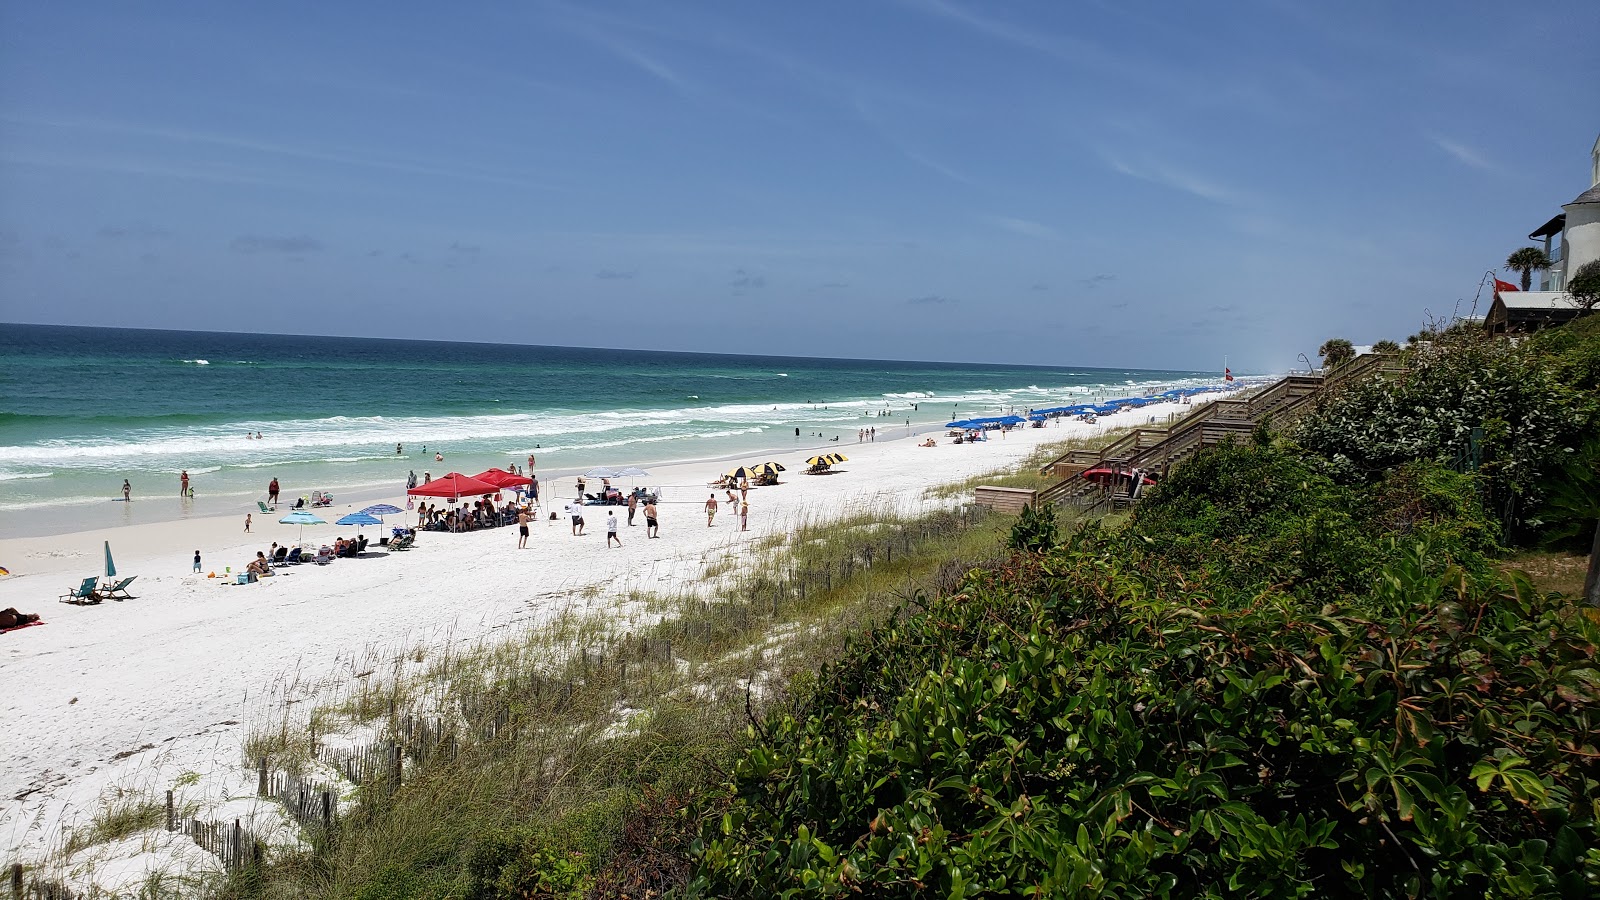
[1,619,45,636]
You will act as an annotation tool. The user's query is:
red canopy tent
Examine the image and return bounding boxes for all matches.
[406,472,501,500]
[472,468,532,489]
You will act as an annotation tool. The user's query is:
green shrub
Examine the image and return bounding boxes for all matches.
[1294,329,1597,540]
[692,538,1600,897]
[1007,503,1057,554]
[1127,439,1376,600]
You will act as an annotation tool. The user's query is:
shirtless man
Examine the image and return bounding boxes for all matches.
[645,498,659,538]
[705,493,718,527]
[517,507,531,549]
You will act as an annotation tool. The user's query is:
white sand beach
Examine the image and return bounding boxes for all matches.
[0,402,1200,890]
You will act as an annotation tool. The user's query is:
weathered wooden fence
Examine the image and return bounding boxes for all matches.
[183,817,266,875]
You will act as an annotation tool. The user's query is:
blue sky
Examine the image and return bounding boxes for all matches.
[1,1,1596,371]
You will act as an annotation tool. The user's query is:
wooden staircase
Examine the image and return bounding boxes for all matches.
[1036,354,1400,509]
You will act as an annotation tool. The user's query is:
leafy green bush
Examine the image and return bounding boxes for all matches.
[691,536,1600,897]
[1127,438,1377,600]
[1294,329,1597,538]
[1007,503,1057,554]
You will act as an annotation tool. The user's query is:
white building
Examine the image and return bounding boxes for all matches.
[1527,132,1600,292]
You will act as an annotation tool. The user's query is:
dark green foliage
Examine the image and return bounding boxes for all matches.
[691,536,1600,898]
[1373,340,1401,354]
[1007,503,1057,554]
[1532,438,1600,553]
[1362,461,1500,564]
[1527,313,1600,393]
[1569,259,1600,310]
[1294,329,1598,538]
[1319,338,1356,368]
[1128,439,1376,600]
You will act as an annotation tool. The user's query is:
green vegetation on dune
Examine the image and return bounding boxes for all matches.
[692,441,1600,898]
[183,318,1600,898]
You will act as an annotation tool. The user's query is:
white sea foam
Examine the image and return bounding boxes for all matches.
[0,379,1221,474]
[182,359,210,365]
[0,471,54,481]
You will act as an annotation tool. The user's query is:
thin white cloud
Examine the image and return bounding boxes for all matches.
[576,27,692,95]
[982,215,1060,239]
[853,97,975,185]
[1428,134,1495,171]
[1100,151,1247,206]
[2,116,556,191]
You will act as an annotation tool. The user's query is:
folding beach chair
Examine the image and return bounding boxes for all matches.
[101,575,138,600]
[59,576,101,605]
[257,500,275,514]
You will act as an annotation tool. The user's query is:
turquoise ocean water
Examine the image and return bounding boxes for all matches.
[0,324,1221,537]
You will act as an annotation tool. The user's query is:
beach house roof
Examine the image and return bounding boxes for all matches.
[1567,183,1600,206]
[1529,213,1566,240]
[1485,291,1586,334]
[1496,291,1581,311]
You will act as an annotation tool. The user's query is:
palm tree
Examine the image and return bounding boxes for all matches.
[1505,246,1553,292]
[1317,338,1355,368]
[1372,339,1400,354]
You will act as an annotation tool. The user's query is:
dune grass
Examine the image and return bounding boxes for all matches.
[223,498,1051,898]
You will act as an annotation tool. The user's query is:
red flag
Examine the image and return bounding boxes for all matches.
[1494,278,1520,293]
[1224,367,1234,382]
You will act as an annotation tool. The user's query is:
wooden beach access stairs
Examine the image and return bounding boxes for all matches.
[1034,353,1402,514]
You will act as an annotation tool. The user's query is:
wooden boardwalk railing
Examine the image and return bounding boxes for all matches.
[1036,354,1400,509]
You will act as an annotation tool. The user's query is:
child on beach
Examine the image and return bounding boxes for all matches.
[740,500,749,532]
[244,513,252,533]
[606,512,621,547]
[193,550,202,573]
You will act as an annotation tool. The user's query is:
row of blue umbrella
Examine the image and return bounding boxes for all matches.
[945,414,1028,428]
[1019,387,1222,421]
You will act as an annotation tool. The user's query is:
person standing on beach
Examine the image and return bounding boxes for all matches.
[528,453,536,472]
[180,469,190,497]
[566,501,585,536]
[627,492,638,526]
[122,480,131,501]
[705,493,718,527]
[193,550,202,573]
[244,513,252,533]
[407,470,417,490]
[268,478,280,506]
[740,500,749,532]
[530,474,539,503]
[606,511,621,547]
[645,499,659,538]
[517,508,531,548]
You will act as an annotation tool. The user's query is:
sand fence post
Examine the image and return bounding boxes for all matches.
[257,758,268,797]
[10,862,21,900]
[165,790,175,832]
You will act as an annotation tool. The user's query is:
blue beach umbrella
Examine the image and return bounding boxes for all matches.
[103,541,116,578]
[361,503,404,526]
[279,510,327,543]
[336,512,382,526]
